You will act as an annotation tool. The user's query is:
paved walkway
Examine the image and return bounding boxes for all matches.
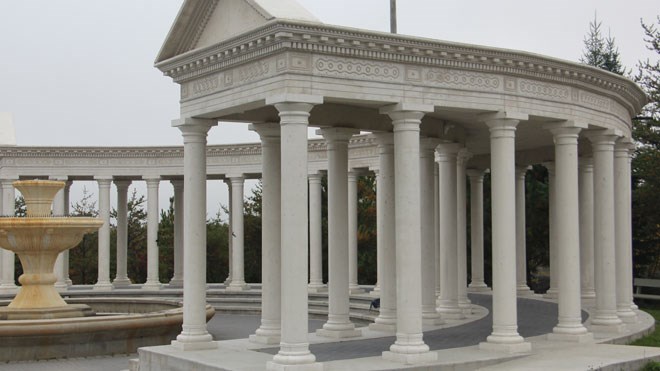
[0,293,640,371]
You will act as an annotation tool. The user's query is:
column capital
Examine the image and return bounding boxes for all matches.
[584,129,623,146]
[371,132,394,152]
[317,127,360,142]
[457,148,472,165]
[466,168,486,179]
[515,165,531,178]
[144,177,161,187]
[172,117,217,131]
[578,156,594,169]
[420,137,442,156]
[114,180,132,189]
[227,175,245,184]
[308,173,323,183]
[0,178,16,189]
[170,179,184,189]
[248,123,280,139]
[265,94,323,106]
[94,176,113,186]
[614,139,635,157]
[479,110,528,124]
[435,142,463,162]
[379,102,434,116]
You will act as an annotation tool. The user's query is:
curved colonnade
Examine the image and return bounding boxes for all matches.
[0,0,651,369]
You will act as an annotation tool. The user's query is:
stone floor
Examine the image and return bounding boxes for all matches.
[0,293,657,370]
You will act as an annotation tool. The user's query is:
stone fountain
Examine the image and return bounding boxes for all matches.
[0,180,103,320]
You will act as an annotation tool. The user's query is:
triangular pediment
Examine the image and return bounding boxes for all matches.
[156,0,320,63]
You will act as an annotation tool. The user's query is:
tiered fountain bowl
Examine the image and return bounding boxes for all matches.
[0,180,103,319]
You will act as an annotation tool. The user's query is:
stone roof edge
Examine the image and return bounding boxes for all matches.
[155,19,647,116]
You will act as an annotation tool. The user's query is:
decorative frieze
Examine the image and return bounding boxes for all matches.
[580,91,610,111]
[519,79,570,100]
[425,69,500,90]
[314,57,401,81]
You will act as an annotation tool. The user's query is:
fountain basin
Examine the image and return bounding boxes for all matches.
[0,217,103,311]
[0,297,214,362]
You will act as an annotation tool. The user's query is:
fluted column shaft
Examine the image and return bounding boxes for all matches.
[436,143,463,319]
[369,134,396,331]
[267,98,322,370]
[64,181,72,286]
[51,177,68,290]
[479,114,530,353]
[579,158,596,298]
[545,163,558,298]
[227,176,248,291]
[457,149,471,310]
[381,106,436,365]
[547,124,591,341]
[224,180,233,285]
[467,170,488,290]
[317,127,360,339]
[371,169,382,297]
[308,173,325,292]
[588,131,625,332]
[615,142,637,322]
[114,180,131,287]
[249,123,282,344]
[171,118,216,350]
[94,177,113,291]
[515,167,533,295]
[420,138,442,324]
[348,171,363,294]
[170,180,184,287]
[143,177,162,290]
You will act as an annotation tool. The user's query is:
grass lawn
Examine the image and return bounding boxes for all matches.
[631,308,660,347]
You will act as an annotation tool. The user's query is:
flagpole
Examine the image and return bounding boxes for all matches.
[390,0,397,34]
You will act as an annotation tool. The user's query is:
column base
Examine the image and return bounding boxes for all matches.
[479,340,531,354]
[112,277,132,288]
[468,285,491,292]
[544,289,558,299]
[516,286,535,296]
[617,309,638,324]
[316,327,362,339]
[168,278,183,288]
[349,286,366,294]
[54,282,68,292]
[223,277,231,286]
[142,282,162,291]
[171,339,217,351]
[370,286,381,297]
[589,322,627,333]
[369,322,396,333]
[226,283,249,292]
[93,282,113,291]
[382,350,437,365]
[437,307,465,320]
[267,361,323,371]
[547,331,593,343]
[250,333,281,345]
[307,285,327,293]
[65,278,73,286]
[581,290,596,299]
[422,312,444,326]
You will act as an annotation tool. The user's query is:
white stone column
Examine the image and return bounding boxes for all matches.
[64,181,73,286]
[51,176,68,291]
[436,142,463,320]
[370,169,382,297]
[113,180,132,288]
[0,179,17,293]
[457,149,472,312]
[224,180,233,285]
[169,180,184,287]
[94,177,113,291]
[316,127,361,339]
[420,138,443,325]
[544,162,558,299]
[467,169,489,291]
[250,123,282,344]
[614,141,637,322]
[347,170,364,294]
[381,104,436,365]
[586,130,626,333]
[142,177,162,290]
[515,167,533,296]
[434,163,441,298]
[266,96,322,371]
[546,123,592,342]
[227,175,248,291]
[369,134,397,332]
[479,112,531,353]
[308,173,326,293]
[579,158,596,299]
[171,117,217,351]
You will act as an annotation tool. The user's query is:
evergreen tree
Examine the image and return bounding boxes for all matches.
[580,14,626,75]
[68,187,99,284]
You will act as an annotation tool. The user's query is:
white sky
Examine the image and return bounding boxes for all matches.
[0,0,658,219]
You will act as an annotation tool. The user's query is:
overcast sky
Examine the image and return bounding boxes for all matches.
[0,0,658,218]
